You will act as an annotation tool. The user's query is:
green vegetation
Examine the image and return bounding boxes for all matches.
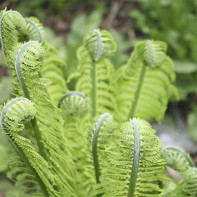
[0,6,197,197]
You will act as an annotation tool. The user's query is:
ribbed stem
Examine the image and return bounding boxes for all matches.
[129,63,146,119]
[147,40,154,67]
[15,41,48,161]
[91,61,96,117]
[128,118,140,197]
[92,113,110,183]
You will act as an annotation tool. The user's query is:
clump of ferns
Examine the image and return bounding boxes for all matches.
[0,8,196,197]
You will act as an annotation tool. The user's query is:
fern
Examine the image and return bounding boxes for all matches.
[69,29,117,118]
[163,146,195,173]
[115,40,178,123]
[2,8,195,197]
[93,117,166,197]
[0,98,52,196]
[162,146,197,197]
[41,42,68,106]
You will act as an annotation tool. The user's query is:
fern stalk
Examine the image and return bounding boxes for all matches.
[129,64,146,119]
[128,118,140,196]
[91,61,96,117]
[15,41,48,161]
[92,113,110,183]
[91,29,103,117]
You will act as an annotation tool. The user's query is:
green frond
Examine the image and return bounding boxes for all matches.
[97,118,166,197]
[163,146,195,173]
[91,113,116,184]
[2,40,76,196]
[41,42,68,106]
[115,40,178,123]
[7,157,45,197]
[0,98,51,196]
[71,29,117,118]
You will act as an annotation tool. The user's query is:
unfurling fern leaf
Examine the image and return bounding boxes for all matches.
[96,118,166,197]
[163,146,195,173]
[69,29,117,118]
[59,91,94,197]
[1,37,75,195]
[162,146,197,197]
[0,98,52,196]
[59,91,88,117]
[115,40,178,123]
[91,113,116,184]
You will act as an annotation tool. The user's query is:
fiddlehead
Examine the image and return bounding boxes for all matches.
[58,91,88,117]
[0,10,26,63]
[91,113,115,184]
[115,40,178,123]
[163,146,195,173]
[85,29,116,61]
[162,146,197,197]
[96,118,166,197]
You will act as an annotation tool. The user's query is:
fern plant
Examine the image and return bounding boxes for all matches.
[0,8,196,197]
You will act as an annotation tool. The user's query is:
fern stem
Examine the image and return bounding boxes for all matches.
[129,63,146,119]
[15,41,48,161]
[0,98,49,196]
[91,61,96,117]
[92,113,110,183]
[93,29,102,61]
[165,146,195,167]
[128,118,140,197]
[90,29,103,117]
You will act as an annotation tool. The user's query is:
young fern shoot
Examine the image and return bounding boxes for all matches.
[115,40,178,123]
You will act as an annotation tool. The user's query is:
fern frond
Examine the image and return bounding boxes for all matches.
[7,157,45,197]
[3,40,76,196]
[115,40,178,123]
[69,29,117,118]
[41,42,68,106]
[97,118,166,197]
[163,146,195,173]
[91,113,116,184]
[0,98,51,196]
